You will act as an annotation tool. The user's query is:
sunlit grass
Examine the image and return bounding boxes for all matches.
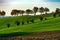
[0,14,60,36]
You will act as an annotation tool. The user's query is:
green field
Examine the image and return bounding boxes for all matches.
[0,14,60,36]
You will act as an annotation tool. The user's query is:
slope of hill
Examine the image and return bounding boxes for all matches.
[0,14,60,36]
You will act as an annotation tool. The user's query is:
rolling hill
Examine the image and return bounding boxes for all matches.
[0,14,60,36]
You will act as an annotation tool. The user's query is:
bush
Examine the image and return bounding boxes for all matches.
[22,21,24,25]
[30,19,34,23]
[45,18,47,20]
[6,23,10,28]
[27,20,29,23]
[15,21,20,26]
[16,21,20,26]
[39,16,44,21]
[53,13,56,18]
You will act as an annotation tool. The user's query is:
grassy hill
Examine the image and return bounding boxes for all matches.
[0,14,60,36]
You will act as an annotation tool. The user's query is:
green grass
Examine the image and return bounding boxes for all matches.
[0,14,60,36]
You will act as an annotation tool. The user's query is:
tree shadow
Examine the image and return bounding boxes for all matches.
[0,32,33,37]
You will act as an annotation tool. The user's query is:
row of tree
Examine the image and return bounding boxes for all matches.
[11,7,49,16]
[0,7,60,16]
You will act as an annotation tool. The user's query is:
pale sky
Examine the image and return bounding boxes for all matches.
[0,0,60,16]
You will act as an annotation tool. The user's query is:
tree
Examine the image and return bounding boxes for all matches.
[55,8,60,13]
[20,10,25,16]
[17,10,21,16]
[26,9,31,16]
[44,7,49,14]
[51,11,56,18]
[11,9,17,16]
[33,7,38,15]
[55,8,60,16]
[1,11,6,17]
[11,12,14,16]
[29,10,33,15]
[39,7,44,14]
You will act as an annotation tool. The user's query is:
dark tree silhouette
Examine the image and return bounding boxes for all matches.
[1,11,6,17]
[17,10,21,16]
[30,10,33,13]
[55,8,60,13]
[44,7,49,14]
[56,8,60,16]
[33,7,38,15]
[55,8,60,17]
[20,10,25,16]
[26,9,32,16]
[39,7,44,14]
[11,9,17,16]
[11,12,14,16]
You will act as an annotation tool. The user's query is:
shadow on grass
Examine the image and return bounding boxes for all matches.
[0,32,33,37]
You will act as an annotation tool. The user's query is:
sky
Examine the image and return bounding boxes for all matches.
[0,0,60,16]
[0,0,60,3]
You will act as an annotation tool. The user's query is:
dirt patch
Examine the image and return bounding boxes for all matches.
[0,30,60,40]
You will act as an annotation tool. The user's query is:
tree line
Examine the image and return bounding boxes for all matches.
[11,7,49,16]
[0,7,60,16]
